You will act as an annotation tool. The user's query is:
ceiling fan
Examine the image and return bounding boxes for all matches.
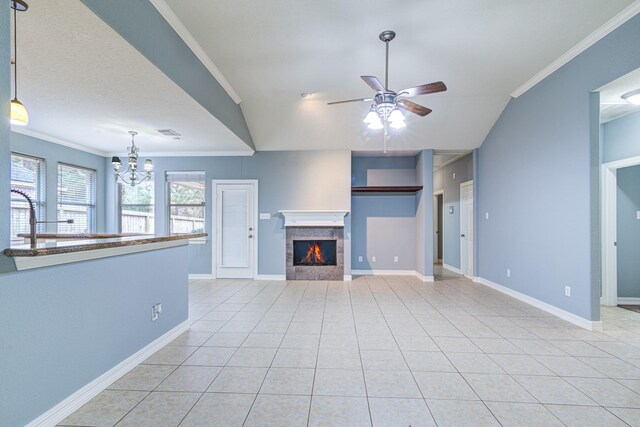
[328,30,447,152]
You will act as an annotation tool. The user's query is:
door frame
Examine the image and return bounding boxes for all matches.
[460,179,474,278]
[601,156,640,306]
[434,189,444,263]
[212,179,259,279]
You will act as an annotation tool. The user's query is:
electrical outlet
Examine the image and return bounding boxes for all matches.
[372,256,377,263]
[565,286,571,297]
[394,256,399,263]
[506,269,511,278]
[151,303,162,322]
[453,172,456,179]
[358,256,363,262]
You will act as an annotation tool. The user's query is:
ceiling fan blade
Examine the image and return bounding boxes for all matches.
[399,81,447,98]
[361,76,385,92]
[398,99,432,116]
[327,97,372,105]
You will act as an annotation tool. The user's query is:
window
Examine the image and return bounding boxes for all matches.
[120,180,154,234]
[167,171,205,235]
[10,153,45,242]
[57,163,96,233]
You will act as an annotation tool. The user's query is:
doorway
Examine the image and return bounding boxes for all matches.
[433,191,444,263]
[601,157,640,306]
[213,180,258,279]
[460,180,474,278]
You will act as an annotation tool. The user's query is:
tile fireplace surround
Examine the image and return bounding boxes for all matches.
[280,211,347,281]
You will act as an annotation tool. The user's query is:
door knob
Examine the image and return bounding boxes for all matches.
[249,234,253,238]
[461,234,465,237]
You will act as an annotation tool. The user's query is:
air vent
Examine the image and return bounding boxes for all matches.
[158,129,181,139]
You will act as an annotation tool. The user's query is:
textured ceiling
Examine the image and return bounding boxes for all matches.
[12,0,252,155]
[164,0,634,152]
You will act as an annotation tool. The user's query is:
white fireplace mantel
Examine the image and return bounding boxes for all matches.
[278,210,348,227]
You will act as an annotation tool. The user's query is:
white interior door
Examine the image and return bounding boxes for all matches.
[215,183,256,278]
[460,181,474,277]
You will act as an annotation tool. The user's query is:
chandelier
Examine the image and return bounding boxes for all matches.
[111,131,153,187]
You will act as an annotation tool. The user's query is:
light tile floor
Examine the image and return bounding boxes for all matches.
[60,268,640,426]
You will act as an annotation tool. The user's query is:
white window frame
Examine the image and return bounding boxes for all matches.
[119,178,155,235]
[56,162,97,234]
[166,171,206,244]
[10,152,46,242]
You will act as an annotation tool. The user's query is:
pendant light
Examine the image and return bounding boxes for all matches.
[10,0,29,126]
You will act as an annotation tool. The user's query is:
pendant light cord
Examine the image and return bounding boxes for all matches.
[13,5,18,99]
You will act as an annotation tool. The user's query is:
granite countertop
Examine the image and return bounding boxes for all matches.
[4,233,207,257]
[17,233,144,239]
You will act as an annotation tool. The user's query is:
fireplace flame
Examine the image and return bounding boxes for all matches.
[301,242,326,265]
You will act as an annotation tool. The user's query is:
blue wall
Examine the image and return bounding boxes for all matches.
[351,156,418,271]
[477,14,640,321]
[0,0,10,249]
[617,165,640,298]
[415,150,434,278]
[80,0,254,150]
[441,154,473,270]
[106,151,352,275]
[603,110,640,163]
[0,245,189,426]
[11,132,108,232]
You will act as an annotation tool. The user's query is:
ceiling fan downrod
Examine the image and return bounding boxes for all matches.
[379,30,396,91]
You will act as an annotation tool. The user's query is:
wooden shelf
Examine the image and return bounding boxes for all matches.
[351,186,423,194]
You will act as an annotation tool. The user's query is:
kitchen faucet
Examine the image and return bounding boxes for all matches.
[10,188,74,249]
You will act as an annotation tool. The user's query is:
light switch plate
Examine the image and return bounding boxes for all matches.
[259,213,271,220]
[449,206,454,214]
[485,212,489,220]
[637,211,640,220]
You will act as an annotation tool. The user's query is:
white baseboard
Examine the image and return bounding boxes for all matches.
[443,263,462,274]
[188,274,215,280]
[26,320,190,427]
[343,275,352,281]
[476,277,602,331]
[255,274,286,281]
[352,270,434,282]
[618,297,640,305]
[415,271,435,282]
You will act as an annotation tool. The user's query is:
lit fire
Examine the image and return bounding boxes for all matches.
[300,242,326,265]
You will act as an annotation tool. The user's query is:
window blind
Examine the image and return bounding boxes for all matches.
[10,153,45,242]
[57,163,96,233]
[166,171,205,234]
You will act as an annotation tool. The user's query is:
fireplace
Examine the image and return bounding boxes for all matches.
[293,240,337,266]
[280,210,347,281]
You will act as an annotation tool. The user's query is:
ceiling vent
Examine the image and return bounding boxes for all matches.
[158,129,181,139]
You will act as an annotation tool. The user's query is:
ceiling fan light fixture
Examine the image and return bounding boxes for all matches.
[368,118,384,129]
[363,108,379,124]
[622,88,640,105]
[10,98,28,126]
[389,118,406,129]
[389,108,404,123]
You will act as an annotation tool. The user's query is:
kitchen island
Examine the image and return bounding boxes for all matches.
[0,233,204,426]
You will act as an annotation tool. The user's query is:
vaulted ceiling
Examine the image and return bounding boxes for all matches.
[10,0,637,155]
[162,0,635,152]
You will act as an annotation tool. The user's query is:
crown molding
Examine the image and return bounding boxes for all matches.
[149,0,242,104]
[511,0,640,98]
[106,150,255,157]
[11,127,109,157]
